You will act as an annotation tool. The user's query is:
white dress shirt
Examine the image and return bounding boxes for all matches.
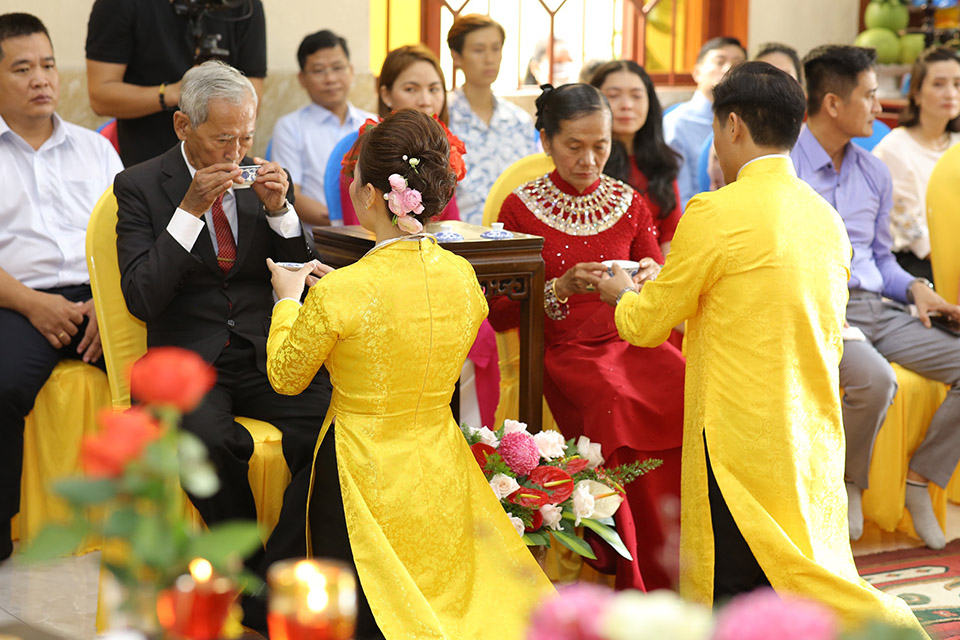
[0,113,123,289]
[166,142,302,252]
[270,102,375,205]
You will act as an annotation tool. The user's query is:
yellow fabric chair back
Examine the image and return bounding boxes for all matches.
[927,143,960,304]
[480,153,558,430]
[85,187,146,409]
[481,153,555,227]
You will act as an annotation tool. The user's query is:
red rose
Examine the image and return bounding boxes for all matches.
[433,115,467,182]
[129,347,216,412]
[528,466,575,504]
[83,408,163,478]
[470,442,499,472]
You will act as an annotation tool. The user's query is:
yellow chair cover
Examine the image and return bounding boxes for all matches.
[481,153,559,429]
[862,364,949,537]
[15,361,111,553]
[88,187,292,631]
[85,187,290,535]
[927,143,960,503]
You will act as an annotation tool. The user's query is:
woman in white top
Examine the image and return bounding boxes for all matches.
[873,46,960,282]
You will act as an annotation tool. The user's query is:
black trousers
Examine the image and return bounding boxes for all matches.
[705,441,770,602]
[0,284,106,529]
[310,428,383,640]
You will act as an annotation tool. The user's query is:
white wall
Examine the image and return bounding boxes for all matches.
[747,0,861,59]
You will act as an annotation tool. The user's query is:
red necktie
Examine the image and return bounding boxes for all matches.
[211,193,236,274]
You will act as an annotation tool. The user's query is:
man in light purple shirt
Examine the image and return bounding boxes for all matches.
[793,45,960,550]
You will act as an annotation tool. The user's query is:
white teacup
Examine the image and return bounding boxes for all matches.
[235,165,259,189]
[601,259,640,276]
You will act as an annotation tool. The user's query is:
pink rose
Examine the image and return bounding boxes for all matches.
[388,173,406,191]
[399,188,424,215]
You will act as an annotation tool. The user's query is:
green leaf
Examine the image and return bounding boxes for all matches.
[17,524,89,563]
[579,517,633,560]
[131,513,178,569]
[523,531,551,547]
[188,521,264,571]
[103,507,139,538]
[550,528,596,559]
[51,477,118,505]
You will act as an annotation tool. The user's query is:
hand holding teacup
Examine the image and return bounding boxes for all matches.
[632,258,661,286]
[555,262,607,299]
[598,263,636,307]
[267,259,333,299]
[248,157,289,213]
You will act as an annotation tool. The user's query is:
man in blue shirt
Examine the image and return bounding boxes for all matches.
[663,36,745,210]
[271,30,374,227]
[793,45,960,550]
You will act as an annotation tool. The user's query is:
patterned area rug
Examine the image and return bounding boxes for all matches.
[856,539,960,639]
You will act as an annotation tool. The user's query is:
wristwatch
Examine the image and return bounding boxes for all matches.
[616,286,638,305]
[905,277,934,303]
[265,199,291,217]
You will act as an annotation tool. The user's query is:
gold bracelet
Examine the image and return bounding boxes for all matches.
[552,278,569,304]
[159,83,169,111]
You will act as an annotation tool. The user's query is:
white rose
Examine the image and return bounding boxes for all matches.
[469,425,500,447]
[571,483,595,525]
[577,435,605,469]
[503,419,529,435]
[539,503,564,531]
[532,430,566,460]
[489,473,520,500]
[509,515,526,537]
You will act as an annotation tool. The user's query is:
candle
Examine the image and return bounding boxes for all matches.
[157,558,237,640]
[267,559,357,640]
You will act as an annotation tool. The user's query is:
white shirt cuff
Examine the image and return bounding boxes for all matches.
[167,208,206,251]
[274,297,302,308]
[266,204,303,238]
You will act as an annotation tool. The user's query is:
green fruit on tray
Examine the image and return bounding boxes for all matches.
[900,33,926,64]
[855,28,902,64]
[864,0,910,32]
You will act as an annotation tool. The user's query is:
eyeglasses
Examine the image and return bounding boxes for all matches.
[306,64,349,77]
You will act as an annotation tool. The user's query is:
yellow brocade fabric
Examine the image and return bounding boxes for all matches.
[267,238,553,639]
[614,158,927,636]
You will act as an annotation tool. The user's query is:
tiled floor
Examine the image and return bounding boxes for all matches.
[3,504,959,639]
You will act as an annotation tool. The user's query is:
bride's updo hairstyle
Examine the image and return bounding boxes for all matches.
[356,108,457,222]
[534,83,611,141]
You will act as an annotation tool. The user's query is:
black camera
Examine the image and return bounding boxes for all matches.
[171,0,250,64]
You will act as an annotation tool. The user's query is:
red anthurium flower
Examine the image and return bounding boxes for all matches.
[564,458,590,475]
[525,509,543,533]
[129,347,216,412]
[83,408,163,478]
[470,443,498,471]
[507,486,551,508]
[528,466,575,504]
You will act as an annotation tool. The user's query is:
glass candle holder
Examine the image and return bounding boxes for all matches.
[267,558,357,640]
[156,558,238,640]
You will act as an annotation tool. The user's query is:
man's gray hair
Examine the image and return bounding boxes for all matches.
[179,61,257,126]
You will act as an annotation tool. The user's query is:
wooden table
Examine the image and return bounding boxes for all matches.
[313,221,545,429]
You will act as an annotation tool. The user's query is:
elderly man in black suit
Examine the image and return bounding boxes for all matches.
[114,61,331,629]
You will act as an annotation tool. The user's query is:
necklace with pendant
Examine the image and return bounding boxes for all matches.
[514,174,632,236]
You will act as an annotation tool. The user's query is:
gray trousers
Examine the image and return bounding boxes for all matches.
[843,290,960,489]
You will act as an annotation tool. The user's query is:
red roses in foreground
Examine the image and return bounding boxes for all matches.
[129,346,216,412]
[82,347,216,477]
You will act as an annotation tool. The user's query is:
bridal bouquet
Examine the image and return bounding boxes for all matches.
[461,420,661,560]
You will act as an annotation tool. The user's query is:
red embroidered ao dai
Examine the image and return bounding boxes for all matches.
[489,171,685,592]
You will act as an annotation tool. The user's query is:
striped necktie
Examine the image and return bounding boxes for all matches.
[211,193,236,274]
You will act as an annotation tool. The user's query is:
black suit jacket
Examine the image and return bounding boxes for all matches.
[115,145,313,373]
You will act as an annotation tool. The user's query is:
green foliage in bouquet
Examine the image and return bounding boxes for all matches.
[461,420,661,560]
